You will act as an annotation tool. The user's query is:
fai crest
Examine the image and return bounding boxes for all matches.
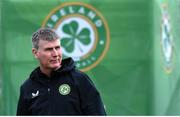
[59,84,71,95]
[42,2,110,71]
[161,4,175,74]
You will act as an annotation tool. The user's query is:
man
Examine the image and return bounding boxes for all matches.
[16,28,106,115]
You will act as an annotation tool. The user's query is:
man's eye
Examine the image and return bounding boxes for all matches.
[45,48,52,51]
[55,46,60,50]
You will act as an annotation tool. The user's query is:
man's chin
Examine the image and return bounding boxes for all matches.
[51,65,61,70]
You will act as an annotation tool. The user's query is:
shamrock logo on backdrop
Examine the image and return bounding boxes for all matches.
[42,2,110,71]
[61,21,91,53]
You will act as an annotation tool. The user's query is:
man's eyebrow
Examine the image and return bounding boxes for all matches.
[44,45,60,50]
[44,47,53,50]
[55,45,60,48]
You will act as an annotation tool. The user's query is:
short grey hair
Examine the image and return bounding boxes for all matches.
[32,28,59,49]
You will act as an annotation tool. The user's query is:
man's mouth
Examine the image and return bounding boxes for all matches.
[50,60,59,64]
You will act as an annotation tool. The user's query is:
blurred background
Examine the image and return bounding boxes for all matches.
[0,0,180,115]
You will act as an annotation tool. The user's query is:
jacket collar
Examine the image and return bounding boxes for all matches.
[29,57,75,83]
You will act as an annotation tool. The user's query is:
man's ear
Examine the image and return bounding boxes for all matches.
[32,48,38,58]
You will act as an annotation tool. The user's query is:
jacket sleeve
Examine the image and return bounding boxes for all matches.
[16,86,30,115]
[77,72,106,115]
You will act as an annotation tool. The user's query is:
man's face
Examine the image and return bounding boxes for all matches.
[32,39,62,71]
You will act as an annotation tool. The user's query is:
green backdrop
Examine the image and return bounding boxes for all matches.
[153,0,180,115]
[0,0,180,115]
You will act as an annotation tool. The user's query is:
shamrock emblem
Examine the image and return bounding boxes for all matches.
[59,84,71,95]
[61,21,91,53]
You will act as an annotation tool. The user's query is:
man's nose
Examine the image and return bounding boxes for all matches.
[52,48,58,56]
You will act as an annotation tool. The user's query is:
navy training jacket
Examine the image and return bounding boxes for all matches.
[16,58,106,115]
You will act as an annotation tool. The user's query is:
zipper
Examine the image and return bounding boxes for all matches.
[48,88,50,94]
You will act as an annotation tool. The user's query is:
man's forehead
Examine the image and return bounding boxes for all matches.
[39,39,60,48]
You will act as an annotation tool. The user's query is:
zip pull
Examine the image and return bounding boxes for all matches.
[48,88,50,93]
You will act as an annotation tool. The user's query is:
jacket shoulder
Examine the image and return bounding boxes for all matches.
[20,78,34,91]
[73,69,89,78]
[71,69,96,88]
[72,69,90,81]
